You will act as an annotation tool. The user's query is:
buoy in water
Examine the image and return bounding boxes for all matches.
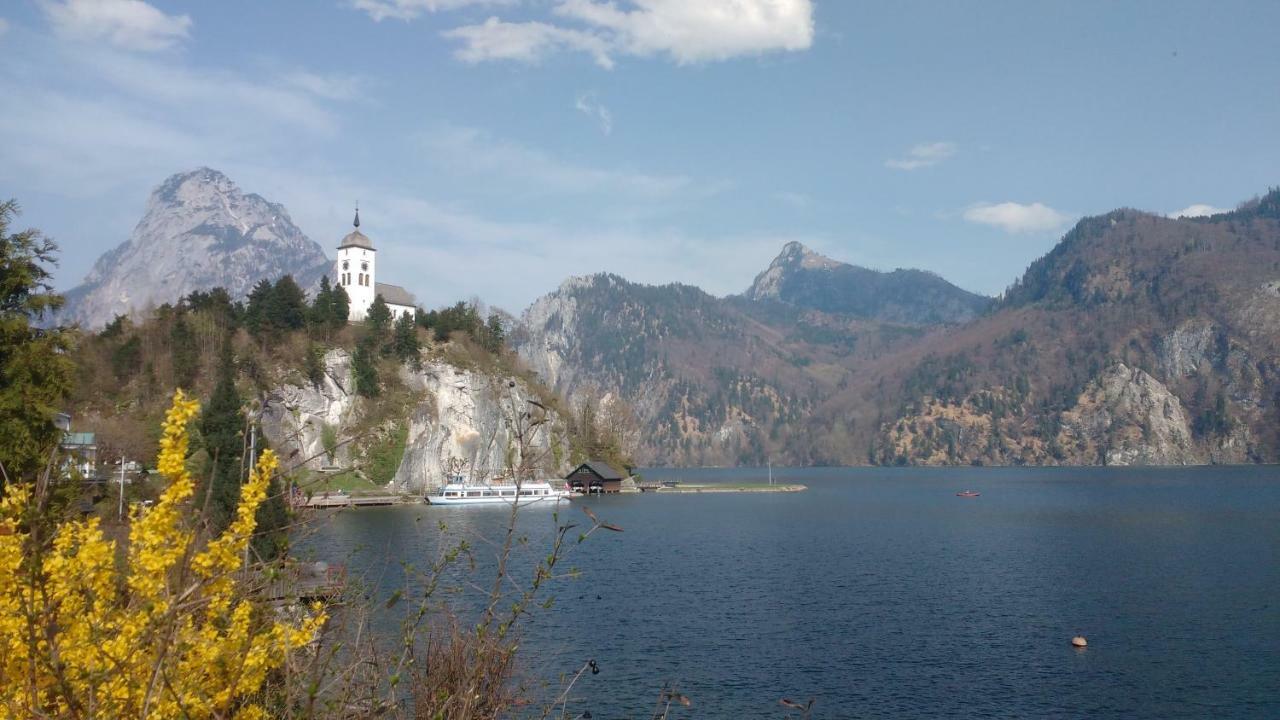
[1071,636,1088,648]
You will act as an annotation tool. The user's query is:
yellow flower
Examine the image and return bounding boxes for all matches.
[0,389,325,719]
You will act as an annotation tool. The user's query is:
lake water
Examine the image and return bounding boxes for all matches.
[299,466,1280,718]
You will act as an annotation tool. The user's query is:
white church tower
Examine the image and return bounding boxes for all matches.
[336,207,376,321]
[335,207,416,322]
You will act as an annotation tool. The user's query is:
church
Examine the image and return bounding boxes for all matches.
[336,208,416,322]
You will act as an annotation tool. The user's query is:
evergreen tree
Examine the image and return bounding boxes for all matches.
[111,335,142,381]
[366,294,392,343]
[185,287,238,329]
[483,312,505,353]
[243,279,274,340]
[304,342,325,389]
[100,314,128,339]
[248,430,289,562]
[0,199,75,483]
[170,314,198,389]
[391,313,420,367]
[198,338,244,534]
[330,283,350,331]
[352,333,379,398]
[270,275,307,331]
[309,276,334,336]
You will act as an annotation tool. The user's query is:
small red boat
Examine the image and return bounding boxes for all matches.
[956,490,980,497]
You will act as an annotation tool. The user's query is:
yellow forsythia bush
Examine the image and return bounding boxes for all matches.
[0,390,325,719]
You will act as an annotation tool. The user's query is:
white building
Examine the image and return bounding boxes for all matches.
[336,208,416,322]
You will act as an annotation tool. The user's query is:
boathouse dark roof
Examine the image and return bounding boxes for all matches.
[568,461,625,481]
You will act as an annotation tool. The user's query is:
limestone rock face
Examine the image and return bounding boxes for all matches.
[259,350,357,471]
[260,349,563,493]
[1058,363,1202,466]
[1158,321,1216,379]
[392,364,560,491]
[60,168,331,328]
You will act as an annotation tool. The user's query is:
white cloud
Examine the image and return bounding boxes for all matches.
[963,201,1070,234]
[444,17,615,68]
[1169,203,1230,219]
[280,70,366,102]
[41,0,191,51]
[444,0,814,68]
[885,141,956,171]
[574,93,612,135]
[416,124,703,203]
[352,0,514,22]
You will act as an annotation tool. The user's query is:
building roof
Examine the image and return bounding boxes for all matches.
[568,461,625,481]
[375,282,416,308]
[338,229,375,250]
[62,432,96,447]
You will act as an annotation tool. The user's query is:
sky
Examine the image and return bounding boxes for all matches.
[2,0,1279,312]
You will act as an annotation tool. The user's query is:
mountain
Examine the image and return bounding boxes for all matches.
[60,168,330,328]
[515,247,983,465]
[518,189,1280,467]
[743,241,990,324]
[873,194,1280,466]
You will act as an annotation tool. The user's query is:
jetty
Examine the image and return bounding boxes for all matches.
[262,562,346,604]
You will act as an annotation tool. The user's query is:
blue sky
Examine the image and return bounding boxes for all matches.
[2,0,1278,311]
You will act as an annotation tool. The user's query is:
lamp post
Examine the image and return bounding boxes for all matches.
[118,455,126,521]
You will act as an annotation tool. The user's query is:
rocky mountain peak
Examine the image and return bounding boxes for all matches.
[61,168,332,328]
[743,241,988,324]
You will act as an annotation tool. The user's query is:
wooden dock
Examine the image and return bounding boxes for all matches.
[293,493,416,508]
[262,563,346,604]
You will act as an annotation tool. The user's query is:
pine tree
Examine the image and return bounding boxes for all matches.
[0,199,75,484]
[248,430,289,561]
[304,342,325,388]
[271,275,307,331]
[366,294,392,343]
[198,339,244,534]
[352,333,379,398]
[309,276,334,336]
[244,279,274,340]
[483,312,505,353]
[111,335,142,381]
[330,284,350,331]
[170,314,198,389]
[391,313,420,367]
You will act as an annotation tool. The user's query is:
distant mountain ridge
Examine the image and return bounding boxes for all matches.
[60,168,330,328]
[744,241,990,325]
[517,188,1280,467]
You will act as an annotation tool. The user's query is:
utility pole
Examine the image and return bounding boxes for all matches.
[118,455,126,521]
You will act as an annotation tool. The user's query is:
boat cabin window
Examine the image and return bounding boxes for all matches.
[466,491,481,497]
[501,490,515,496]
[519,489,533,496]
[445,491,459,497]
[482,490,494,497]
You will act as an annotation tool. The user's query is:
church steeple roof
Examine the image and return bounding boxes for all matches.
[339,204,374,250]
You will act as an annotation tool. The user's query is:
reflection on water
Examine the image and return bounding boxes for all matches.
[297,465,1280,718]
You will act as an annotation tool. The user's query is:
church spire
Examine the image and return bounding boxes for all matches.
[353,203,360,228]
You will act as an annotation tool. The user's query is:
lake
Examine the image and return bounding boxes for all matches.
[298,466,1280,718]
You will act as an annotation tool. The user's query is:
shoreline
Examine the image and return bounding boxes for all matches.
[650,483,807,494]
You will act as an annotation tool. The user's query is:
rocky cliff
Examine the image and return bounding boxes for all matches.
[259,349,564,493]
[60,168,331,328]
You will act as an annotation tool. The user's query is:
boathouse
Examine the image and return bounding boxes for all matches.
[566,461,626,494]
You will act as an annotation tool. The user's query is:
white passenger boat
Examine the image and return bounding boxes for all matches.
[426,479,574,506]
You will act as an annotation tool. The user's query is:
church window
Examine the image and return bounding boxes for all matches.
[361,262,368,272]
[342,260,349,270]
